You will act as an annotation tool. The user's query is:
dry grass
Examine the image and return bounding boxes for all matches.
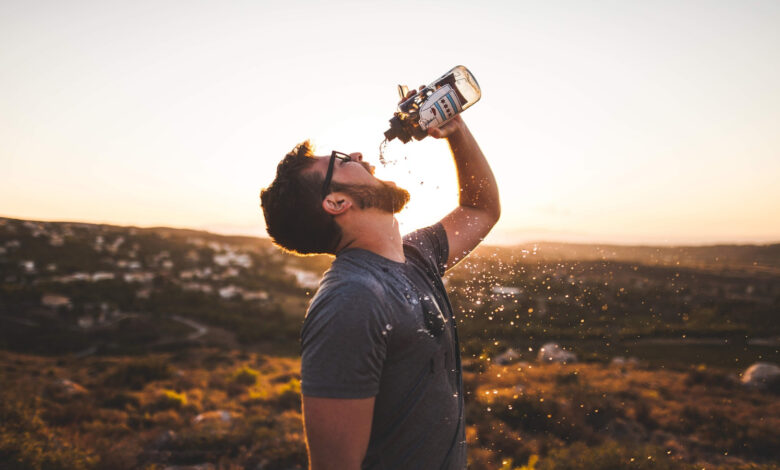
[1,350,778,470]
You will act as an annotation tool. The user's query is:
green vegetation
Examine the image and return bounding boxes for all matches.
[0,394,95,470]
[1,350,777,469]
[1,217,779,468]
[231,365,259,386]
[103,357,173,390]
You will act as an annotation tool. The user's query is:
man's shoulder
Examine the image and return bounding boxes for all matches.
[308,253,388,312]
[403,223,449,276]
[322,252,386,292]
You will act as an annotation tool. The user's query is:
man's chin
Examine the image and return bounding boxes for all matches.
[391,187,411,214]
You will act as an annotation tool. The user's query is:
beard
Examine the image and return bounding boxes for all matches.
[331,180,410,214]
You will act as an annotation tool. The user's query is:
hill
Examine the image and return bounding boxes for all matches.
[1,216,778,359]
[1,216,779,469]
[479,241,780,273]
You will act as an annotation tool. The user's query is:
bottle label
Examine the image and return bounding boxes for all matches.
[418,85,463,130]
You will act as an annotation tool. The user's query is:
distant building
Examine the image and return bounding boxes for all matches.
[117,259,142,269]
[213,251,252,268]
[285,267,320,289]
[57,272,90,283]
[219,285,241,299]
[92,272,116,281]
[243,290,269,301]
[216,267,240,279]
[187,237,206,247]
[42,294,72,309]
[182,282,213,294]
[124,272,154,283]
[180,268,210,280]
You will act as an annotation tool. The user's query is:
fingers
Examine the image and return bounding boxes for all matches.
[428,116,464,139]
[402,84,427,100]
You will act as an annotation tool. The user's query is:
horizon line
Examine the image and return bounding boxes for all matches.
[3,214,779,248]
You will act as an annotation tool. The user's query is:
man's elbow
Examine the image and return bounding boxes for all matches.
[473,200,500,229]
[486,199,501,227]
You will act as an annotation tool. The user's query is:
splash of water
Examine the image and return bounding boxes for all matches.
[378,138,389,165]
[377,138,407,167]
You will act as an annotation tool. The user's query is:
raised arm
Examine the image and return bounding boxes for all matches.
[429,115,500,269]
[302,396,375,470]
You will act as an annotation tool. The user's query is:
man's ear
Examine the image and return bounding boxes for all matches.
[322,192,352,216]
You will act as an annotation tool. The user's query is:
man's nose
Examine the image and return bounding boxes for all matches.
[349,152,363,162]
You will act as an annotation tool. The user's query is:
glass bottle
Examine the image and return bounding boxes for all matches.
[384,65,481,143]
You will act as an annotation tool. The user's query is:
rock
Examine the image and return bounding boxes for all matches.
[163,464,215,470]
[494,348,521,365]
[610,356,639,367]
[193,410,233,425]
[537,343,577,364]
[45,378,88,400]
[740,362,780,390]
[153,429,177,449]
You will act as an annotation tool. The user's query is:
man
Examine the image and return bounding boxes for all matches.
[260,97,500,469]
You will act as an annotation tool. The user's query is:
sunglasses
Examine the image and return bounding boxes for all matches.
[321,151,353,199]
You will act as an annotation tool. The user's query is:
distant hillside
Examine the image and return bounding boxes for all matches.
[2,216,778,359]
[4,216,777,271]
[0,216,331,355]
[477,241,780,274]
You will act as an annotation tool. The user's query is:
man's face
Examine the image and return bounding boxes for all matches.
[309,152,410,214]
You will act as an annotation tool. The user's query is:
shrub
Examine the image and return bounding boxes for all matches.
[536,441,687,470]
[0,395,96,470]
[100,392,140,410]
[149,390,187,411]
[684,367,736,389]
[103,357,173,390]
[231,366,259,386]
[275,378,301,409]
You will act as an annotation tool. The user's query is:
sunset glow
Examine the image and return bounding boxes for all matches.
[2,1,779,245]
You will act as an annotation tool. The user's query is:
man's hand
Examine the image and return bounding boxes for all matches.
[427,115,465,140]
[400,85,466,140]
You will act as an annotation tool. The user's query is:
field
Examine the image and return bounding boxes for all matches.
[1,217,779,469]
[2,349,778,469]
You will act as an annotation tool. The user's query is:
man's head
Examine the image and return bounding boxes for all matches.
[260,141,410,256]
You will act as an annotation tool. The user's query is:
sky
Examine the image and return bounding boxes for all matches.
[1,0,779,246]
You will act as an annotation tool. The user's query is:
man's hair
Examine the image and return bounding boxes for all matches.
[260,141,342,255]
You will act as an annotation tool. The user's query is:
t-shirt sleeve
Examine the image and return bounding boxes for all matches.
[403,222,450,276]
[300,282,390,398]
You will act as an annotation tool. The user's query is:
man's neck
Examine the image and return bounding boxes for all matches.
[336,211,405,263]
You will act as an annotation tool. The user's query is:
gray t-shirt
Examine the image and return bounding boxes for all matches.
[301,223,465,470]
